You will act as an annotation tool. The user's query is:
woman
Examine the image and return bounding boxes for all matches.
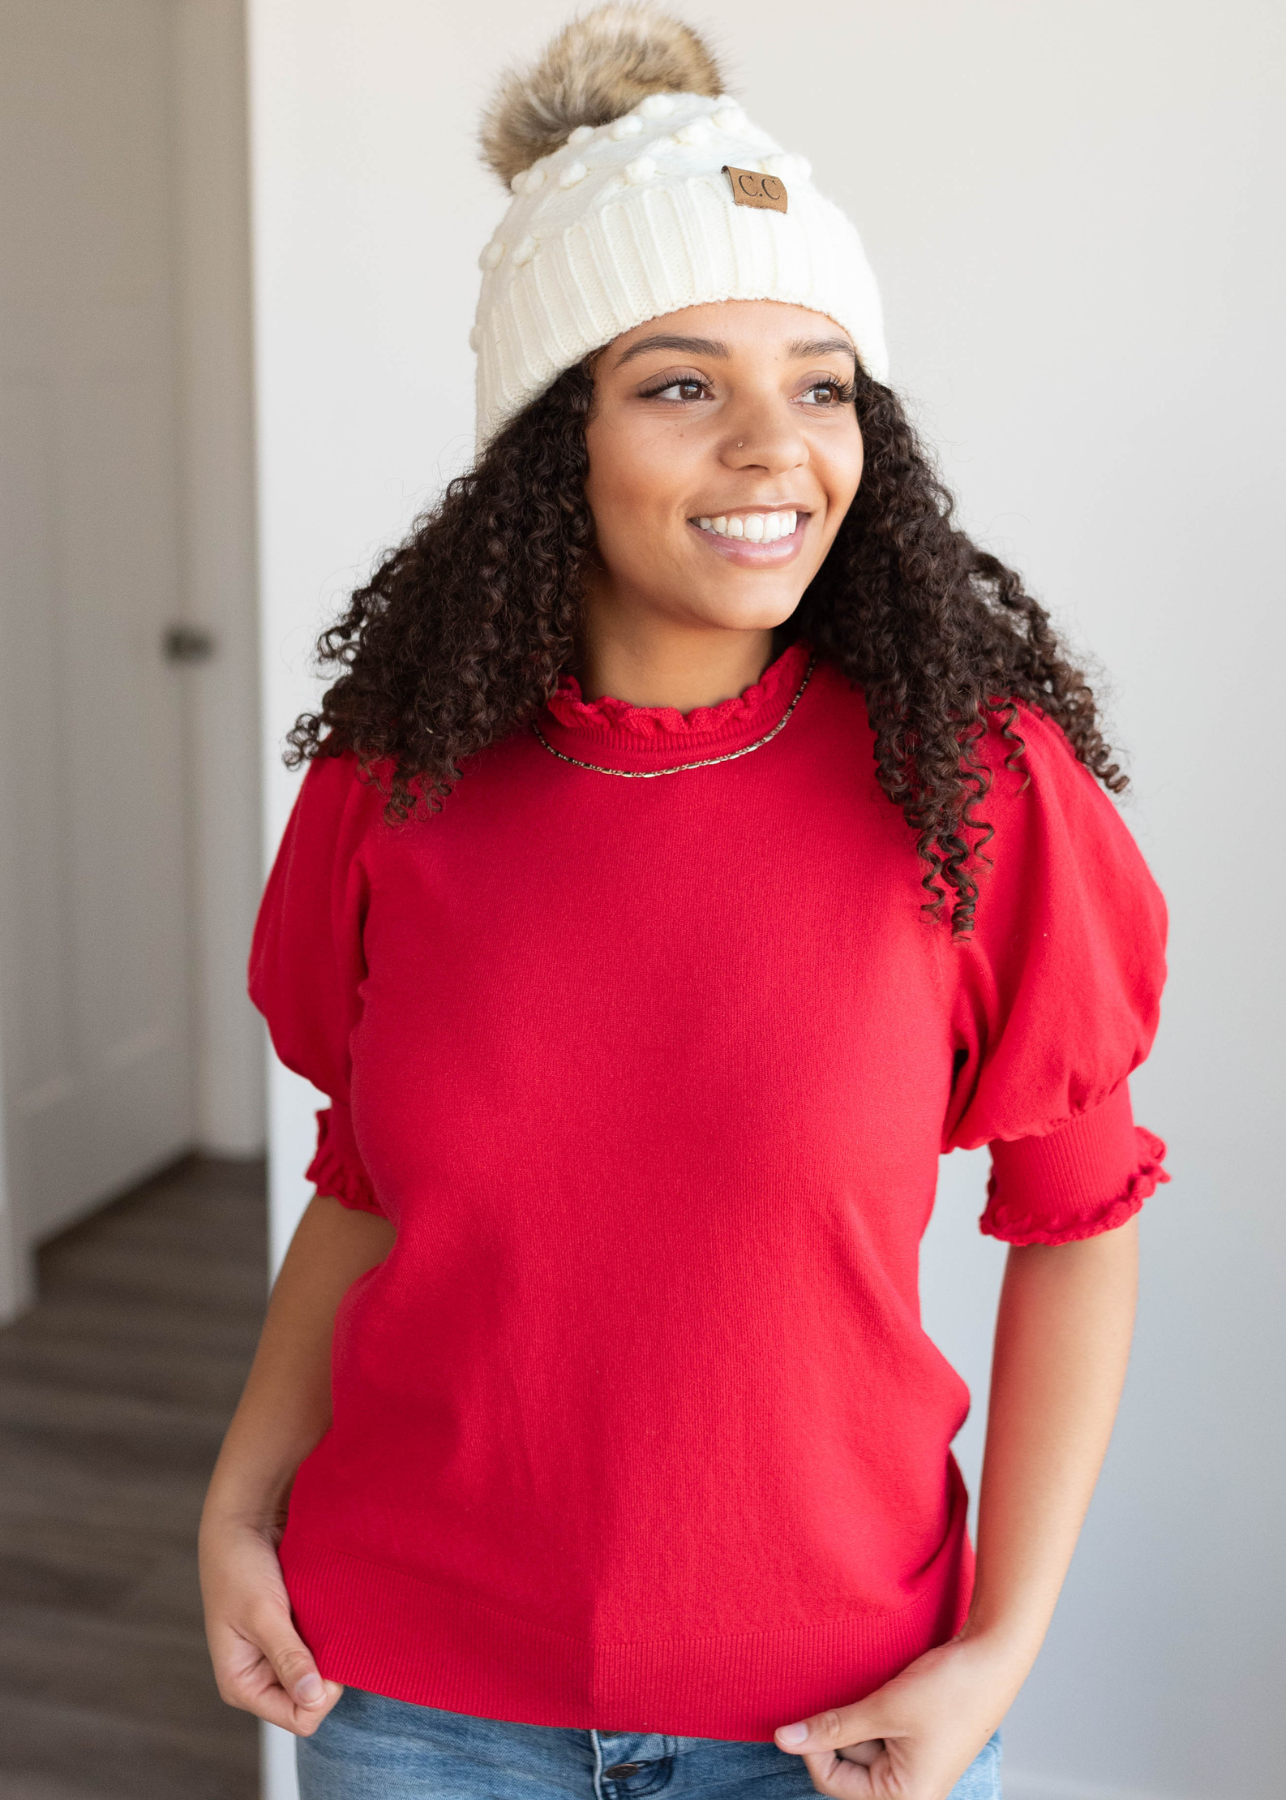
[200,11,1168,1799]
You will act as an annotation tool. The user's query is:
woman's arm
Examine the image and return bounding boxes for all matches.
[199,1193,396,1735]
[775,1218,1139,1799]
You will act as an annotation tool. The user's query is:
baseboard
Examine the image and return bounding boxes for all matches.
[262,1720,299,1800]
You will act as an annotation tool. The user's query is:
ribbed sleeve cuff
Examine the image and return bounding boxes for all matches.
[305,1103,384,1217]
[981,1082,1168,1246]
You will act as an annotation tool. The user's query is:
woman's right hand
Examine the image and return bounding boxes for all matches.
[196,1194,394,1733]
[199,1511,343,1735]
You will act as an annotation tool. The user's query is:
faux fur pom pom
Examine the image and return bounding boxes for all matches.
[480,5,726,186]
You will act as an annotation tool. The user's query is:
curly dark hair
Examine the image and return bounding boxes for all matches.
[287,361,1124,934]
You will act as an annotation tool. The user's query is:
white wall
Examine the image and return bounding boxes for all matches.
[247,3,1285,1796]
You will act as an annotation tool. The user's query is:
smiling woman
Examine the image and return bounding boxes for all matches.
[280,314,1120,933]
[577,303,863,709]
[201,9,1170,1800]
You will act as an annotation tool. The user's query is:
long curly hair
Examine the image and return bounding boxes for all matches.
[287,362,1124,934]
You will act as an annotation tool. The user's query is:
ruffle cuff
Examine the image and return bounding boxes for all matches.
[305,1103,383,1217]
[981,1082,1168,1246]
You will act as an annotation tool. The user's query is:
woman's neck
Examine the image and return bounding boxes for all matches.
[575,607,778,714]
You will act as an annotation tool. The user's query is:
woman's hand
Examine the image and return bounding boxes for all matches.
[198,1194,395,1732]
[199,1510,343,1736]
[773,1631,1021,1798]
[776,1225,1141,1797]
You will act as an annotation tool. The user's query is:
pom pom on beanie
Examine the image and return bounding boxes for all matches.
[479,7,724,187]
[471,5,887,445]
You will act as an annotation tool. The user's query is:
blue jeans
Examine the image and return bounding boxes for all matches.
[297,1688,1003,1798]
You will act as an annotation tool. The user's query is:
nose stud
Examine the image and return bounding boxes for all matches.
[737,439,744,448]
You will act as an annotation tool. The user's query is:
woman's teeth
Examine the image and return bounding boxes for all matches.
[696,511,798,543]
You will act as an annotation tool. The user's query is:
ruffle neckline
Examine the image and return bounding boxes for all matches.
[543,637,813,751]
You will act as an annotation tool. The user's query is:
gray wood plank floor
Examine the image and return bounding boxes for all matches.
[0,1156,266,1799]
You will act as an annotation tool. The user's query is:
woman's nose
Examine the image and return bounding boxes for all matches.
[720,403,807,475]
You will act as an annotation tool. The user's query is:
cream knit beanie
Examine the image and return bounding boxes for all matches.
[471,6,888,445]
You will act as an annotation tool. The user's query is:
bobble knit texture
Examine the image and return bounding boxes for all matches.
[471,89,889,443]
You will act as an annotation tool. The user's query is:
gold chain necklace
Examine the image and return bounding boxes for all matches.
[530,656,815,779]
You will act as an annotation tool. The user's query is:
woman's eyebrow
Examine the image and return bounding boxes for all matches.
[788,337,857,363]
[613,332,858,370]
[614,334,728,367]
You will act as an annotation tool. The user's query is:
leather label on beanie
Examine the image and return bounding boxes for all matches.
[722,166,788,213]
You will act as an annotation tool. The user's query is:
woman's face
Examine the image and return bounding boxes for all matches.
[582,300,864,636]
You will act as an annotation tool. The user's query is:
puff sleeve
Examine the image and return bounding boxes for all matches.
[942,707,1169,1245]
[248,752,384,1216]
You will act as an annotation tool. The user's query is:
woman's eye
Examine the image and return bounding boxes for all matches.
[644,378,708,402]
[801,381,842,406]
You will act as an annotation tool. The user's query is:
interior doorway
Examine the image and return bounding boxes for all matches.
[0,0,263,1319]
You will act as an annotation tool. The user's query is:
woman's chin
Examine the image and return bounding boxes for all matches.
[679,585,809,636]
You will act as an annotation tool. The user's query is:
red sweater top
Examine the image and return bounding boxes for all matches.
[250,638,1168,1740]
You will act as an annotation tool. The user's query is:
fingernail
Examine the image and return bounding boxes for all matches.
[777,1722,809,1747]
[297,1674,324,1704]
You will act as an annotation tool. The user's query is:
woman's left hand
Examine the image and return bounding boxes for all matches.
[773,1630,1027,1799]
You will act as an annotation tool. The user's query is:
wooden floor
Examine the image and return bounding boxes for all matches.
[0,1156,266,1800]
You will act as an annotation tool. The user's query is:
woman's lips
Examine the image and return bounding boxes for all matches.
[688,512,809,563]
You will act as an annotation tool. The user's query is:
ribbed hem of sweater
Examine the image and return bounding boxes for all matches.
[280,1528,971,1741]
[982,1081,1169,1245]
[306,1103,382,1216]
